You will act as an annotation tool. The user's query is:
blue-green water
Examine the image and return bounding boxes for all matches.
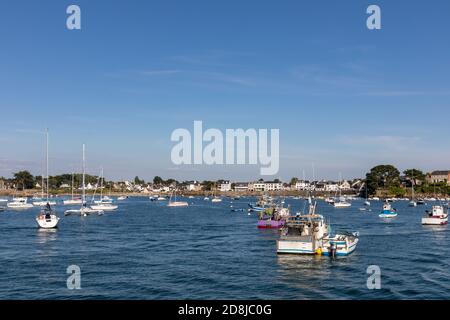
[0,197,449,299]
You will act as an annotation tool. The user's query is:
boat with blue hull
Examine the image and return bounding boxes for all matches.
[379,202,398,218]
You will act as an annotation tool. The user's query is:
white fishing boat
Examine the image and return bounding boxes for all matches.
[422,205,448,225]
[277,202,359,256]
[379,202,398,218]
[35,129,60,229]
[7,197,34,209]
[167,190,188,207]
[64,145,104,216]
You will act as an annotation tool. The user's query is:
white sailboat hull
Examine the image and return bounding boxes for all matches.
[36,214,60,229]
[90,204,118,211]
[167,201,189,207]
[63,199,84,205]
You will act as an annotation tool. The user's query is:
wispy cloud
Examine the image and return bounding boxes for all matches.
[138,69,182,76]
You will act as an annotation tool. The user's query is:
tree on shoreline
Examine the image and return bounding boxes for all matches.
[365,165,401,196]
[13,171,34,190]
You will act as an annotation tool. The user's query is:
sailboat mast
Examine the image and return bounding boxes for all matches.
[82,144,86,206]
[71,172,74,200]
[46,128,49,203]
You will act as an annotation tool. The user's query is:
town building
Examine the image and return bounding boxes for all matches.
[426,171,450,185]
[234,182,249,192]
[218,181,232,192]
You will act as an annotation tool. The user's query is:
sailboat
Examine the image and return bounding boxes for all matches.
[33,172,56,207]
[333,176,351,208]
[363,183,371,206]
[211,183,222,203]
[409,181,417,207]
[90,168,118,211]
[35,129,60,229]
[167,189,188,207]
[7,197,33,209]
[65,145,104,216]
[64,172,83,205]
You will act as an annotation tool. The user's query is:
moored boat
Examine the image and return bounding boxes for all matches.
[7,197,33,209]
[379,202,398,218]
[422,205,448,225]
[277,202,359,256]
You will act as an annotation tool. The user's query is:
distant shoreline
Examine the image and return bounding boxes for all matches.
[0,189,446,199]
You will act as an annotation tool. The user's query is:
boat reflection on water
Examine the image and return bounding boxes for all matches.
[36,227,58,244]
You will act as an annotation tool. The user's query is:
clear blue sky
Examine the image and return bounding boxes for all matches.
[1,0,449,182]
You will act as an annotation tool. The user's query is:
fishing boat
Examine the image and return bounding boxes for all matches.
[64,145,104,217]
[422,205,448,225]
[167,190,188,207]
[90,168,118,211]
[7,197,33,209]
[35,129,60,229]
[277,202,359,256]
[379,202,398,218]
[64,173,83,205]
[257,204,290,229]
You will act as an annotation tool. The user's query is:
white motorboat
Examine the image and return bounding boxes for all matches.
[204,197,210,201]
[409,201,417,207]
[117,196,128,201]
[7,197,33,209]
[0,198,8,203]
[422,205,448,225]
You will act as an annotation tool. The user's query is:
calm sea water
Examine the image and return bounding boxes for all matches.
[0,197,449,300]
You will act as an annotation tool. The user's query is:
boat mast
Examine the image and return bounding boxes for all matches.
[71,172,74,200]
[46,128,49,203]
[82,144,86,207]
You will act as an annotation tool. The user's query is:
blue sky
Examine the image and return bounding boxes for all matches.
[1,0,449,182]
